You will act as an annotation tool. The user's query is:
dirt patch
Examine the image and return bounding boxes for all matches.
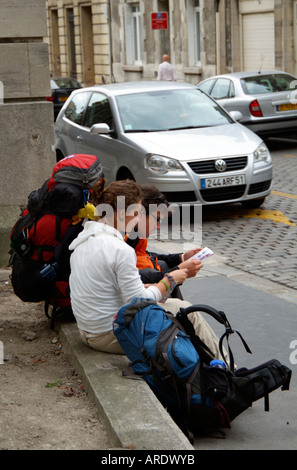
[0,267,113,450]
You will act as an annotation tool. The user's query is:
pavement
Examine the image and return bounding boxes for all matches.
[55,239,297,451]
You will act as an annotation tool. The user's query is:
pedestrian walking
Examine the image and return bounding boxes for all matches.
[157,54,177,81]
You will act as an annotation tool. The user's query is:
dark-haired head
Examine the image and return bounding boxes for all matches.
[134,185,169,238]
[140,185,168,215]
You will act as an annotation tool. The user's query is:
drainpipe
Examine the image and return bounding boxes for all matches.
[216,0,221,74]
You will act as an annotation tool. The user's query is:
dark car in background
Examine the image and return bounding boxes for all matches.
[47,77,82,120]
[197,71,297,139]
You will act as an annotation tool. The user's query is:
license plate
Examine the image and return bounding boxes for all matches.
[59,96,68,102]
[201,174,246,189]
[276,103,297,112]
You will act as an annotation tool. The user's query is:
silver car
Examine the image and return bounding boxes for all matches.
[197,70,297,139]
[54,81,272,207]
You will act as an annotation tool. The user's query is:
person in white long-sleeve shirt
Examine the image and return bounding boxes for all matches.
[69,179,227,361]
[69,180,186,353]
[157,54,177,81]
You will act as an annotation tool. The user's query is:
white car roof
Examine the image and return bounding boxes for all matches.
[83,81,196,97]
[201,70,295,81]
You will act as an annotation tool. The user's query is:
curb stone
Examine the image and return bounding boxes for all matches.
[57,320,194,451]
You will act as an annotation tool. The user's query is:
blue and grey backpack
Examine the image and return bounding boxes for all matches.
[113,298,291,442]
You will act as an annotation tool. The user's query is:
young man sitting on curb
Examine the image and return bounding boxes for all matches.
[125,185,202,299]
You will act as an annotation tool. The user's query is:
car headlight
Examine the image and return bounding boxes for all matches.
[145,155,183,174]
[253,143,271,163]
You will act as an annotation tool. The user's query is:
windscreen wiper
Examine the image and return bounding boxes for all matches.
[167,125,204,131]
[125,129,163,133]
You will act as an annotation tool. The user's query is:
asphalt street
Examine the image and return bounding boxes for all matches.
[181,264,297,450]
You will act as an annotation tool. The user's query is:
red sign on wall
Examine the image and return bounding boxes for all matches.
[151,12,168,30]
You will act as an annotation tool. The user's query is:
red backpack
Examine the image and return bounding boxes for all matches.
[9,154,103,327]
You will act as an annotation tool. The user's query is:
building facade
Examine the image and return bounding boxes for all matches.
[45,0,297,86]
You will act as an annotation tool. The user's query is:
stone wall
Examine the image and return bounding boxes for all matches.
[0,0,56,266]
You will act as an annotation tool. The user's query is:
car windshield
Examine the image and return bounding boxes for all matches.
[241,74,297,95]
[116,89,233,132]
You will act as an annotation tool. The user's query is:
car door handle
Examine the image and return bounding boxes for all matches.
[77,136,84,142]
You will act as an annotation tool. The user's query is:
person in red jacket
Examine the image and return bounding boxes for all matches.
[125,185,203,298]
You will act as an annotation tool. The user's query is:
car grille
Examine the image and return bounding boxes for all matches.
[163,191,197,203]
[188,156,248,174]
[248,180,272,195]
[200,185,246,202]
[163,179,271,204]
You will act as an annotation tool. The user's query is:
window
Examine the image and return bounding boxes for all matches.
[241,74,297,95]
[51,77,81,89]
[194,1,201,63]
[83,93,113,128]
[66,8,77,78]
[211,79,235,100]
[125,3,142,64]
[116,89,232,132]
[187,0,202,65]
[198,79,216,95]
[132,5,142,63]
[50,9,61,76]
[64,92,90,124]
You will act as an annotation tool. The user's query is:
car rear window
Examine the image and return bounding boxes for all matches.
[52,78,81,89]
[241,74,297,94]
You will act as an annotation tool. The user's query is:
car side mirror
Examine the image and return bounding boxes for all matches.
[90,123,112,134]
[229,110,243,122]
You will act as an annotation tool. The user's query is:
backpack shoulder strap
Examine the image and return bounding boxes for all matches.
[11,181,50,242]
[27,179,50,212]
[176,304,252,372]
[53,222,83,263]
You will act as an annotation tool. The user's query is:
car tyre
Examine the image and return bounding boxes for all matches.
[56,150,65,162]
[117,169,135,181]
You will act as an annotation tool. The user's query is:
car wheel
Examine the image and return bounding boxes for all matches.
[117,168,135,181]
[56,150,64,162]
[241,197,266,209]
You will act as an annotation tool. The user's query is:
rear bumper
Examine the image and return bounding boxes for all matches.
[242,115,297,137]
